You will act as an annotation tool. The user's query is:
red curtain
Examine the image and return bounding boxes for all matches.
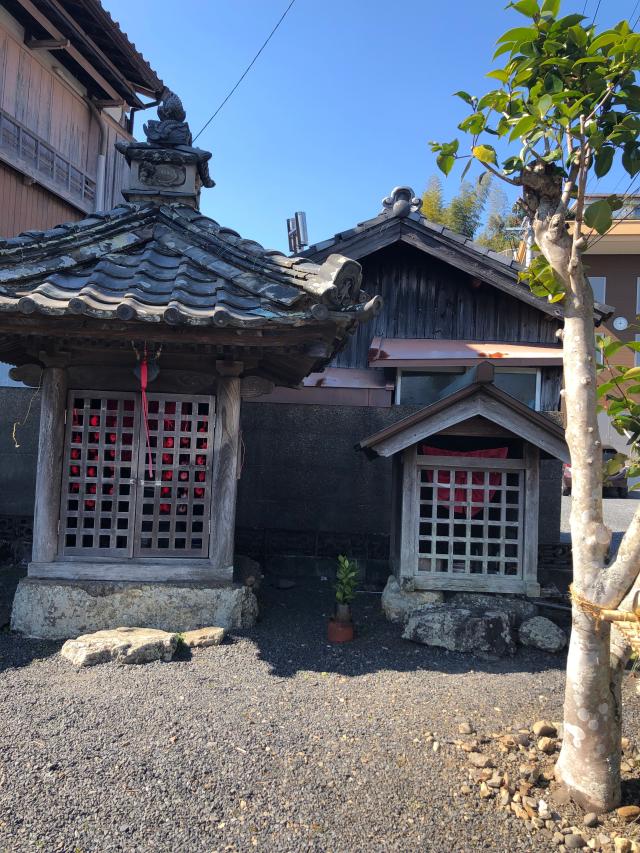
[420,445,509,517]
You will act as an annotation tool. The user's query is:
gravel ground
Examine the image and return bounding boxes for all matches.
[1,579,639,853]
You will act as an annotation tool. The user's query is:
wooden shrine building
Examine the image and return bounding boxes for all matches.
[358,363,569,597]
[0,92,379,637]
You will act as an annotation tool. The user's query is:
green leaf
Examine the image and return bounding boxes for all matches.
[472,144,497,164]
[486,69,510,83]
[536,93,553,118]
[509,114,538,141]
[509,0,539,17]
[584,199,613,235]
[541,0,560,16]
[597,380,617,398]
[573,56,606,66]
[622,144,640,177]
[603,339,626,358]
[497,26,539,46]
[548,291,565,303]
[454,91,475,106]
[589,32,618,53]
[622,367,640,381]
[458,112,486,134]
[436,153,455,176]
[594,146,615,178]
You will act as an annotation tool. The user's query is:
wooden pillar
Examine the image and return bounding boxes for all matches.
[399,444,418,588]
[523,443,541,597]
[209,361,243,581]
[31,366,68,566]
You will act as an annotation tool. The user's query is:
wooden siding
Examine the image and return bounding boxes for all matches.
[0,161,80,236]
[0,10,131,233]
[333,243,561,370]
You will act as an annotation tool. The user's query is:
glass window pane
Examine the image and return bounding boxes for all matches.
[399,371,461,405]
[494,371,537,409]
[589,276,606,304]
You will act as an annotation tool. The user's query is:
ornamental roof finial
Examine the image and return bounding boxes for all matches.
[381,187,422,219]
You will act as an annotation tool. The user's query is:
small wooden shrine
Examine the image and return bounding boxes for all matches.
[359,363,568,597]
[0,92,379,634]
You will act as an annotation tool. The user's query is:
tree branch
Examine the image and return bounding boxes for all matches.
[480,161,521,186]
[601,504,640,605]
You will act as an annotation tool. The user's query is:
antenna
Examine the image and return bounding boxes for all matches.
[287,211,308,254]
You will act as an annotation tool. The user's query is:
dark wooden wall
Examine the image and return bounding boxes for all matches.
[333,243,562,370]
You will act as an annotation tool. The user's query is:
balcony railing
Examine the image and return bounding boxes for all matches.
[0,109,96,210]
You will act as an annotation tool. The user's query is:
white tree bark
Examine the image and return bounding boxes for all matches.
[531,178,623,810]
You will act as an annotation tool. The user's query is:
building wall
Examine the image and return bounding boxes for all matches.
[332,243,561,371]
[235,401,562,584]
[587,253,639,370]
[0,160,80,235]
[0,6,132,235]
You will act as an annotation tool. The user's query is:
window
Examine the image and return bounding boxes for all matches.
[397,367,541,410]
[589,276,607,305]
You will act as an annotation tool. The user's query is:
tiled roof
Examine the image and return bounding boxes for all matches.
[302,186,612,323]
[0,203,379,329]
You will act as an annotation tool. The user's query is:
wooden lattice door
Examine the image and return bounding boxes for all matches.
[135,395,214,557]
[59,392,215,559]
[416,456,524,582]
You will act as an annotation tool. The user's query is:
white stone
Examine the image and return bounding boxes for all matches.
[519,616,567,653]
[181,627,225,648]
[61,627,177,667]
[11,578,258,640]
[381,575,443,623]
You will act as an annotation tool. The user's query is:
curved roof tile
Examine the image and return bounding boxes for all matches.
[0,202,382,330]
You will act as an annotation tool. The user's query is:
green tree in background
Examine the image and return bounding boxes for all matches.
[476,185,523,251]
[422,175,520,251]
[421,174,491,238]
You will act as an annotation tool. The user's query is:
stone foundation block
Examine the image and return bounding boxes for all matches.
[381,575,443,623]
[403,605,516,658]
[11,578,258,640]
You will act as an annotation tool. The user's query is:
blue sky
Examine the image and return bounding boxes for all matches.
[105,0,638,252]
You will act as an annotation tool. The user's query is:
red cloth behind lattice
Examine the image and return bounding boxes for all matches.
[420,446,509,517]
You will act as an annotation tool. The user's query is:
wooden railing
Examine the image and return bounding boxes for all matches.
[0,109,96,211]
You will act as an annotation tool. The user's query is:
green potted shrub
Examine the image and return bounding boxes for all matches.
[328,554,358,643]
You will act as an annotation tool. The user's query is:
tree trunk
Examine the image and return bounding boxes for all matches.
[555,614,621,811]
[531,190,620,811]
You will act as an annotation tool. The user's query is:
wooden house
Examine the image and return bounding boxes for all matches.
[0,94,379,637]
[0,0,163,238]
[236,187,609,591]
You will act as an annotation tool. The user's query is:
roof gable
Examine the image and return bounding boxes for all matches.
[303,186,610,324]
[359,380,568,462]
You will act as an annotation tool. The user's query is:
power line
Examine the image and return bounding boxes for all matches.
[192,0,299,143]
[592,0,602,23]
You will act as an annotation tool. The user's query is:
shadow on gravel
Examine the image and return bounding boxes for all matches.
[0,632,61,674]
[247,577,567,681]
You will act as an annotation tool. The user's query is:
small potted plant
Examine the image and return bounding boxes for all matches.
[328,554,358,643]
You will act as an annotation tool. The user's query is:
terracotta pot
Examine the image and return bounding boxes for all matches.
[328,618,354,643]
